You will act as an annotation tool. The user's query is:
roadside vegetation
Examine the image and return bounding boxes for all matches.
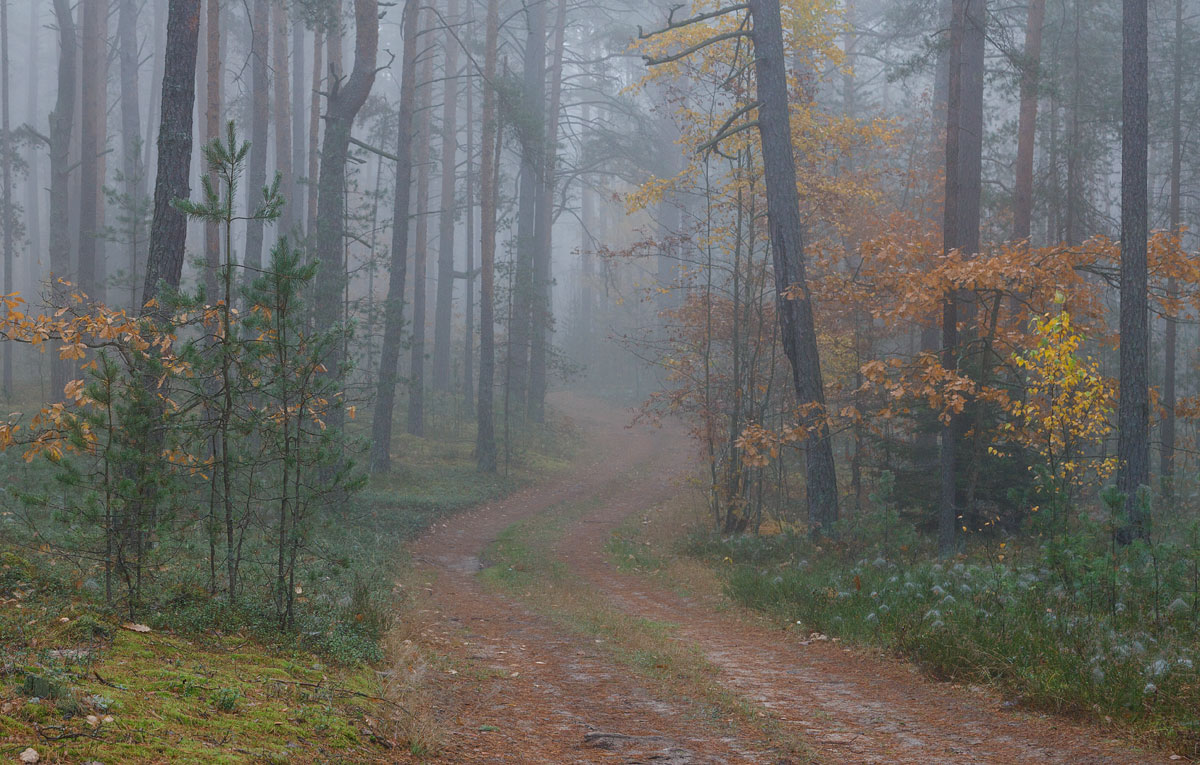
[0,383,571,762]
[680,490,1200,755]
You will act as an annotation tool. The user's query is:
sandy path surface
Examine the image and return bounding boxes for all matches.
[405,395,1174,763]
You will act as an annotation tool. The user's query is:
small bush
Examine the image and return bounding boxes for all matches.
[212,687,240,713]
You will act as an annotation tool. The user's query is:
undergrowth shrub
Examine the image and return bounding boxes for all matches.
[697,510,1200,753]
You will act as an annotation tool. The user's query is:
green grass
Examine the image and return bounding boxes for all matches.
[0,399,577,762]
[691,528,1200,755]
[0,587,385,763]
[476,495,814,760]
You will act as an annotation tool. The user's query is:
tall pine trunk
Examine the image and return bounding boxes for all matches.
[272,0,294,234]
[476,0,500,471]
[244,0,270,282]
[938,0,985,557]
[463,60,476,415]
[203,0,221,300]
[746,0,839,532]
[118,0,144,308]
[305,32,323,242]
[508,1,546,415]
[432,0,460,393]
[24,3,40,301]
[1,0,10,397]
[78,0,108,302]
[407,26,434,436]
[1117,0,1149,538]
[292,22,306,227]
[528,0,567,422]
[1160,0,1183,502]
[311,0,378,432]
[1012,0,1044,243]
[370,0,420,473]
[48,0,76,399]
[432,0,458,395]
[142,0,201,307]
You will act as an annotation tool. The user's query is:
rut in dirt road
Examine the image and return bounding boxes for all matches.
[407,397,784,763]
[409,397,1173,763]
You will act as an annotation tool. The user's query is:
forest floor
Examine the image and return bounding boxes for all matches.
[398,394,1183,764]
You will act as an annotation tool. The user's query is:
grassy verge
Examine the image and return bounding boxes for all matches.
[476,491,814,761]
[0,406,575,762]
[685,527,1200,756]
[0,568,385,763]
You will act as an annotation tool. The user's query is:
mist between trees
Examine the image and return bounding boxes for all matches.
[0,0,1195,739]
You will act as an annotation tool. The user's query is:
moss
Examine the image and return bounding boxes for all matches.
[0,619,388,763]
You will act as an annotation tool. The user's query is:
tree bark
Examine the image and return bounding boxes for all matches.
[528,0,567,422]
[432,0,461,392]
[306,32,323,243]
[244,0,270,282]
[312,0,378,430]
[938,0,985,557]
[1012,0,1044,243]
[508,0,547,415]
[746,0,839,532]
[142,0,201,308]
[1117,0,1149,538]
[407,16,434,436]
[463,47,476,416]
[291,20,306,233]
[370,0,420,473]
[476,0,500,471]
[1160,0,1183,502]
[272,0,294,235]
[48,0,76,397]
[203,0,221,301]
[78,0,108,302]
[118,0,144,309]
[24,3,40,302]
[1,0,11,397]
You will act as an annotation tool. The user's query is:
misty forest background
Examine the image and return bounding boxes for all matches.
[2,0,1200,751]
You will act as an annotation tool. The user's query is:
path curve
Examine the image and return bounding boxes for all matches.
[408,395,1174,763]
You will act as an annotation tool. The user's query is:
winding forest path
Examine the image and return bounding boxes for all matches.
[403,395,1173,764]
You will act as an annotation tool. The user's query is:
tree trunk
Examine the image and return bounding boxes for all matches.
[407,19,434,436]
[463,53,476,416]
[1160,0,1183,502]
[508,0,547,415]
[141,0,201,309]
[306,32,323,243]
[432,0,460,393]
[1,0,10,397]
[1117,0,1149,538]
[143,0,166,185]
[119,0,145,309]
[370,0,419,473]
[272,0,294,235]
[24,3,40,301]
[48,0,76,398]
[476,0,500,471]
[746,0,839,532]
[78,0,108,302]
[203,0,221,301]
[528,0,567,422]
[1012,0,1044,243]
[1064,0,1082,246]
[244,0,270,282]
[291,21,306,233]
[311,0,378,430]
[938,0,985,557]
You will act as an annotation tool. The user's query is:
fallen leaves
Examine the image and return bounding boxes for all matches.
[121,622,152,633]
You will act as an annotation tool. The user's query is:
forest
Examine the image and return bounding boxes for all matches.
[0,0,1197,761]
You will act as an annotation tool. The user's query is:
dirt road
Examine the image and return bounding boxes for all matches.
[404,396,1173,763]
